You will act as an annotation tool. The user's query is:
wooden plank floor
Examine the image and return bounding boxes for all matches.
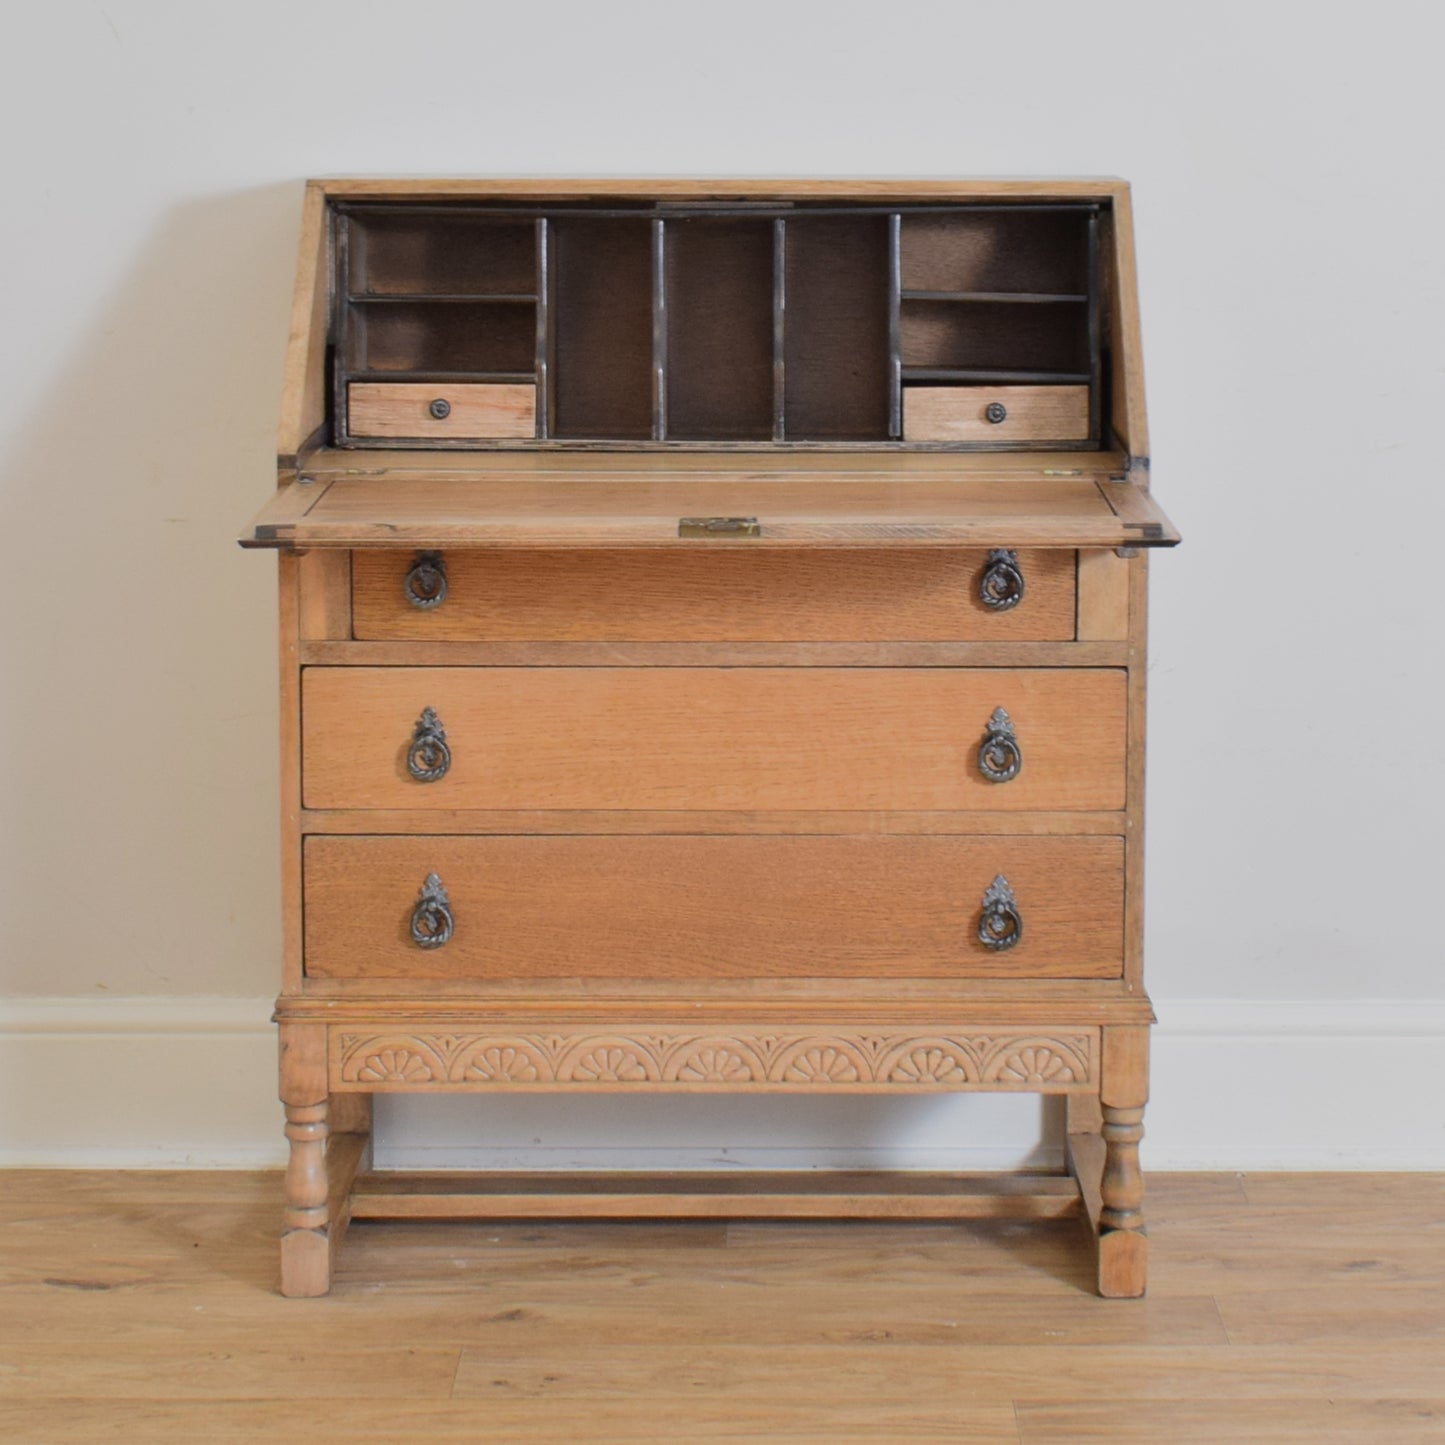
[1,1171,1443,1442]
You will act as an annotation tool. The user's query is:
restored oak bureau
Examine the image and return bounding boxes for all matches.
[240,178,1179,1297]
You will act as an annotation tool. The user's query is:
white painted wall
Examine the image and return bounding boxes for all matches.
[2,1,1441,1167]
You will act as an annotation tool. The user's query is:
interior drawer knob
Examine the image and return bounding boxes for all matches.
[404,550,448,610]
[979,548,1025,611]
[978,707,1022,783]
[429,397,451,420]
[978,874,1023,951]
[407,707,451,782]
[411,872,454,949]
[985,401,1008,424]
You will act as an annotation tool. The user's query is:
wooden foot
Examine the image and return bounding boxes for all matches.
[281,1098,330,1296]
[279,1023,332,1297]
[278,1030,374,1298]
[1096,1025,1148,1297]
[1066,1027,1149,1298]
[1097,1101,1148,1296]
[321,1092,373,1278]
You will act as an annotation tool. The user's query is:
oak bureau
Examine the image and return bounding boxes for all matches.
[240,178,1179,1297]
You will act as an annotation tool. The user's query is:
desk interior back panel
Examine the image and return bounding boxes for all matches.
[783,214,893,441]
[551,217,654,439]
[899,210,1090,293]
[349,213,538,296]
[351,300,537,375]
[900,300,1090,377]
[665,218,776,441]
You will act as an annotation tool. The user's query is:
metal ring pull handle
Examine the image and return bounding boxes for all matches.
[979,549,1025,611]
[404,551,448,610]
[978,874,1022,951]
[411,872,453,950]
[977,707,1022,783]
[407,708,450,782]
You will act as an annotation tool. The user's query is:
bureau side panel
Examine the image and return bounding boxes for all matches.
[278,555,304,993]
[1125,552,1150,993]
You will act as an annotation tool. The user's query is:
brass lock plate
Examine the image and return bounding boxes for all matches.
[678,516,761,538]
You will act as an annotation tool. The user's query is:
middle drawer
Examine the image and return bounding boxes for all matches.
[301,667,1126,812]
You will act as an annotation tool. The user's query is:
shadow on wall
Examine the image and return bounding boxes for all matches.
[375,1091,1070,1174]
[0,182,302,995]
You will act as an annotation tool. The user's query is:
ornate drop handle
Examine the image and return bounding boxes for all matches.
[411,873,453,949]
[978,875,1022,951]
[404,551,448,610]
[979,549,1025,611]
[977,707,1022,783]
[407,707,451,782]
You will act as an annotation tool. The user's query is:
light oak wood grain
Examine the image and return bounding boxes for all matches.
[296,549,350,640]
[276,555,303,992]
[297,807,1127,836]
[1096,1024,1151,1296]
[1124,553,1149,993]
[277,1022,329,1297]
[349,382,536,440]
[324,1024,1101,1094]
[1102,184,1150,462]
[0,1399,1017,1444]
[1075,547,1130,640]
[904,386,1090,443]
[276,984,1156,1018]
[248,476,331,533]
[1017,1399,1445,1443]
[352,547,1078,642]
[301,638,1129,668]
[318,177,1133,201]
[242,475,1179,550]
[301,445,1125,477]
[302,833,1125,981]
[350,1170,1082,1220]
[276,181,329,465]
[1214,1284,1445,1347]
[21,1170,1442,1442]
[300,666,1127,812]
[246,177,1173,1300]
[0,1344,462,1400]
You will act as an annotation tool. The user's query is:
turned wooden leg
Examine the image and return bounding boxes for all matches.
[279,1023,331,1297]
[1096,1026,1149,1298]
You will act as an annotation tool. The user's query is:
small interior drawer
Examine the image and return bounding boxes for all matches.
[351,548,1077,642]
[348,382,536,440]
[302,833,1125,981]
[903,385,1090,444]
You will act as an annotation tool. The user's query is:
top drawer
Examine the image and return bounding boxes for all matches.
[352,547,1076,642]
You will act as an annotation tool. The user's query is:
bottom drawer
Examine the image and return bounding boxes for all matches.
[303,835,1124,981]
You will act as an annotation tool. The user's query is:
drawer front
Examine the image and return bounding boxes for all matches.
[304,834,1124,980]
[348,382,536,439]
[301,667,1126,812]
[352,548,1076,642]
[903,386,1089,444]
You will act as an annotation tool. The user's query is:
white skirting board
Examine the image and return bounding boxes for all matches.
[2,997,1443,1170]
